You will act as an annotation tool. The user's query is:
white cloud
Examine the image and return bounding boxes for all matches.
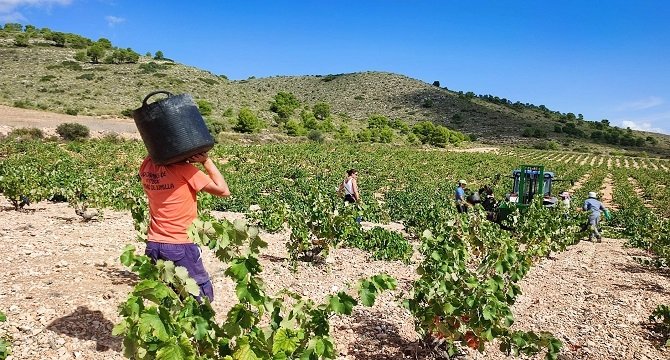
[0,0,72,14]
[621,120,666,134]
[105,15,124,26]
[615,96,664,112]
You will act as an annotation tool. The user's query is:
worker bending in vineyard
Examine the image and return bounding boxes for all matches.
[583,191,607,242]
[455,179,468,213]
[139,152,230,302]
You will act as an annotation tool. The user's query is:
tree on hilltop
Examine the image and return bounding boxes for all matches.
[87,44,105,63]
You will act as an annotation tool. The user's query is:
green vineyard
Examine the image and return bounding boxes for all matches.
[1,137,669,359]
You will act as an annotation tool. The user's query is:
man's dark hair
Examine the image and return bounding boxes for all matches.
[347,169,357,176]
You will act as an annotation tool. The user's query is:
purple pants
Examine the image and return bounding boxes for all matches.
[145,241,214,302]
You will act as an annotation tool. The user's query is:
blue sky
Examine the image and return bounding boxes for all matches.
[1,0,669,134]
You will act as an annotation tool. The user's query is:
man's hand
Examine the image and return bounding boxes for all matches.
[188,152,208,164]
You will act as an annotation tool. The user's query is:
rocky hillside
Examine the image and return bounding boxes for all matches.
[1,26,669,154]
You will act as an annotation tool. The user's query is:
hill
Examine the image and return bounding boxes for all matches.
[1,24,669,156]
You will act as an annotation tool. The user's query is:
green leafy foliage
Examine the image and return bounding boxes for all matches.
[412,121,467,147]
[117,214,396,360]
[234,108,263,133]
[270,92,301,121]
[86,44,106,63]
[312,102,331,120]
[307,130,324,143]
[649,305,670,347]
[0,311,11,360]
[404,212,563,359]
[284,119,306,136]
[197,99,214,116]
[7,127,43,140]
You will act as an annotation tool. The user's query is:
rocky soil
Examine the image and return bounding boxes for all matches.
[0,197,669,360]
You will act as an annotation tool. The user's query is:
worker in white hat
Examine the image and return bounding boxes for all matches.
[455,179,468,213]
[559,191,571,209]
[583,191,607,242]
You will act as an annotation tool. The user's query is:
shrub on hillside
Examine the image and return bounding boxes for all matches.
[8,127,43,140]
[45,31,66,47]
[3,23,23,32]
[97,38,112,49]
[335,124,355,142]
[56,123,90,141]
[300,110,318,130]
[74,51,87,62]
[367,114,391,129]
[76,73,95,81]
[406,132,420,145]
[121,108,133,118]
[319,117,335,132]
[13,100,33,109]
[370,126,395,143]
[412,121,467,147]
[205,118,226,138]
[86,44,106,63]
[307,130,325,143]
[139,62,168,73]
[522,126,547,138]
[391,119,411,134]
[197,99,213,116]
[53,60,82,71]
[14,33,29,47]
[199,77,218,86]
[284,119,306,136]
[39,75,57,82]
[313,102,331,120]
[270,92,300,121]
[357,129,372,142]
[103,48,140,64]
[233,108,262,133]
[533,140,560,150]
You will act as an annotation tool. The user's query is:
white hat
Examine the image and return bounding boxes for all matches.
[458,179,467,185]
[588,191,597,199]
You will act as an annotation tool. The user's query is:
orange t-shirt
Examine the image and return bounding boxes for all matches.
[139,157,212,244]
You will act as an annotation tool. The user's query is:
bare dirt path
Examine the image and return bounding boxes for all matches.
[1,198,669,360]
[0,105,139,138]
[600,174,616,209]
[570,173,591,193]
[475,238,670,360]
[579,155,588,166]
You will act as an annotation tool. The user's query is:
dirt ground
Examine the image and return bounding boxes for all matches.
[0,198,669,360]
